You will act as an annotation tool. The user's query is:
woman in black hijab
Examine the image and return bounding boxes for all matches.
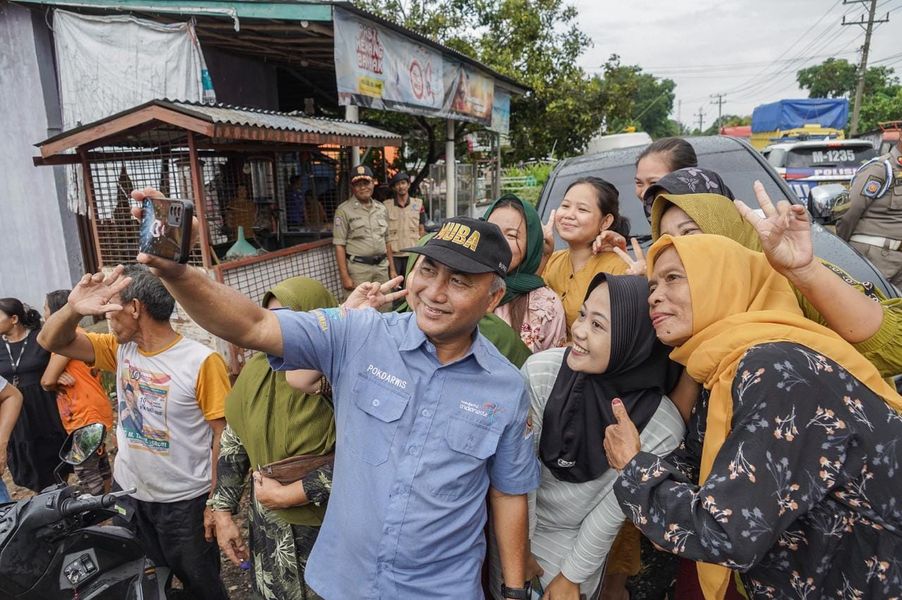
[489,274,685,599]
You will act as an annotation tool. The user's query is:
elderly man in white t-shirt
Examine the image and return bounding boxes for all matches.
[38,265,230,600]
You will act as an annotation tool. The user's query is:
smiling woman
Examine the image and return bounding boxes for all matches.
[542,178,631,331]
[487,273,684,599]
[483,195,567,352]
[606,233,902,599]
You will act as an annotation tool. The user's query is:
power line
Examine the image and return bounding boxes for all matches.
[843,0,891,134]
[717,0,848,96]
[720,0,867,97]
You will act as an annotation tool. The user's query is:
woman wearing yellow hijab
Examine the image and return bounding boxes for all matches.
[604,233,902,599]
[646,182,902,379]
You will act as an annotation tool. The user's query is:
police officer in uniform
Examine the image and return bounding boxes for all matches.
[838,137,902,288]
[384,171,427,279]
[333,165,397,298]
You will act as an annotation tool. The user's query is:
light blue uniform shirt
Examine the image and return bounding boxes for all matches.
[269,308,540,599]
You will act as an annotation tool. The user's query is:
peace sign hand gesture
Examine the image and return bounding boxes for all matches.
[734,181,815,277]
[342,276,408,310]
[541,209,557,258]
[612,237,647,276]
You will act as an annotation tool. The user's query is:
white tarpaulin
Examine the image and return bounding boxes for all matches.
[53,10,214,213]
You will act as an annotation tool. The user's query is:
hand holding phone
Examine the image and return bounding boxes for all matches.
[138,197,194,263]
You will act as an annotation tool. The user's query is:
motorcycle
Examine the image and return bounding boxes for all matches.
[0,423,168,599]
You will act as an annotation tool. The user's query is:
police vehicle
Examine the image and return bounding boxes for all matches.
[762,138,877,202]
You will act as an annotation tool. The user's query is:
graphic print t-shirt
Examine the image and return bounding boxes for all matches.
[88,333,228,502]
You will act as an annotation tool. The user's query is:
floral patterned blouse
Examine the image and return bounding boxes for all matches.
[493,286,567,353]
[614,342,902,598]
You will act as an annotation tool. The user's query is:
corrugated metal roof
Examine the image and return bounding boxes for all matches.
[166,100,401,140]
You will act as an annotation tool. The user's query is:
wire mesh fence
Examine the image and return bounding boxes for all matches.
[216,240,342,370]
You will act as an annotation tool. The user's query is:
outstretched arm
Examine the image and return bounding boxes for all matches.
[131,188,284,356]
[37,269,133,362]
[736,181,883,343]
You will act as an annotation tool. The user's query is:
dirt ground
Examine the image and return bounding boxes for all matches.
[3,452,255,599]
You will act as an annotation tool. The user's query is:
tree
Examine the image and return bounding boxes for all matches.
[797,58,897,99]
[702,114,751,136]
[858,87,902,133]
[797,58,901,133]
[593,56,677,138]
[354,0,606,174]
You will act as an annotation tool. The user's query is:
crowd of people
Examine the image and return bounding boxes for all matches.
[1,136,900,600]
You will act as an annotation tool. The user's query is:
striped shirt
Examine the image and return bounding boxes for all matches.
[489,348,685,597]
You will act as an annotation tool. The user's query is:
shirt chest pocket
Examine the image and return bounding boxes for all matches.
[427,416,501,498]
[347,216,367,239]
[346,375,410,466]
[375,216,389,237]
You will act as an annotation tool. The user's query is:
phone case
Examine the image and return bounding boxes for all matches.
[139,197,194,263]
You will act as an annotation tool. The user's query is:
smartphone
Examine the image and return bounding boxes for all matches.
[139,197,194,263]
[530,576,544,600]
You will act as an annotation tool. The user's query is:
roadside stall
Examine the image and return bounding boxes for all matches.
[34,99,401,372]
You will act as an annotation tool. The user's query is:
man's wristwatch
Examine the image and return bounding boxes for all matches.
[501,582,531,599]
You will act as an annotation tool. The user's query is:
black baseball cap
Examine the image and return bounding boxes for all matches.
[402,217,511,277]
[350,165,375,183]
[389,171,410,186]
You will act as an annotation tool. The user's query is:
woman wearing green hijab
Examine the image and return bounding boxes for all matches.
[208,277,337,600]
[483,194,567,352]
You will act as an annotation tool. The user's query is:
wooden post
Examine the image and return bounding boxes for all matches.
[78,148,105,269]
[187,132,213,268]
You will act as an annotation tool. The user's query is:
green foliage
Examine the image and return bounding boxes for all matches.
[858,87,902,133]
[703,114,751,135]
[353,2,677,179]
[797,58,901,133]
[595,55,677,139]
[797,58,897,99]
[500,162,556,205]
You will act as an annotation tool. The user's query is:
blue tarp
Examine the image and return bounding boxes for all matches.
[751,99,849,132]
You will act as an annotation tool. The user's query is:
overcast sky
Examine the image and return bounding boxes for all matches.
[571,0,902,129]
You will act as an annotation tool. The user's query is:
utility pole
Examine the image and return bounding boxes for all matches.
[842,0,890,135]
[710,93,726,131]
[694,107,706,134]
[677,100,683,134]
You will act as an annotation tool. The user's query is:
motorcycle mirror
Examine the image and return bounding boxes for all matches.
[808,184,849,225]
[59,423,106,466]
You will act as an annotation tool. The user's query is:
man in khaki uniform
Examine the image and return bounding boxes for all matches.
[838,138,902,288]
[384,171,427,279]
[333,165,396,299]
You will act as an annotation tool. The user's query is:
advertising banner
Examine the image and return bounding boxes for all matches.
[443,62,494,125]
[334,8,498,126]
[334,8,443,112]
[489,91,511,135]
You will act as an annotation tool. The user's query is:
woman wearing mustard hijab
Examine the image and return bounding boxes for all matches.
[208,277,337,600]
[643,181,902,379]
[604,233,902,599]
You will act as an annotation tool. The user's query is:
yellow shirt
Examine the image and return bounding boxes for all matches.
[543,250,629,330]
